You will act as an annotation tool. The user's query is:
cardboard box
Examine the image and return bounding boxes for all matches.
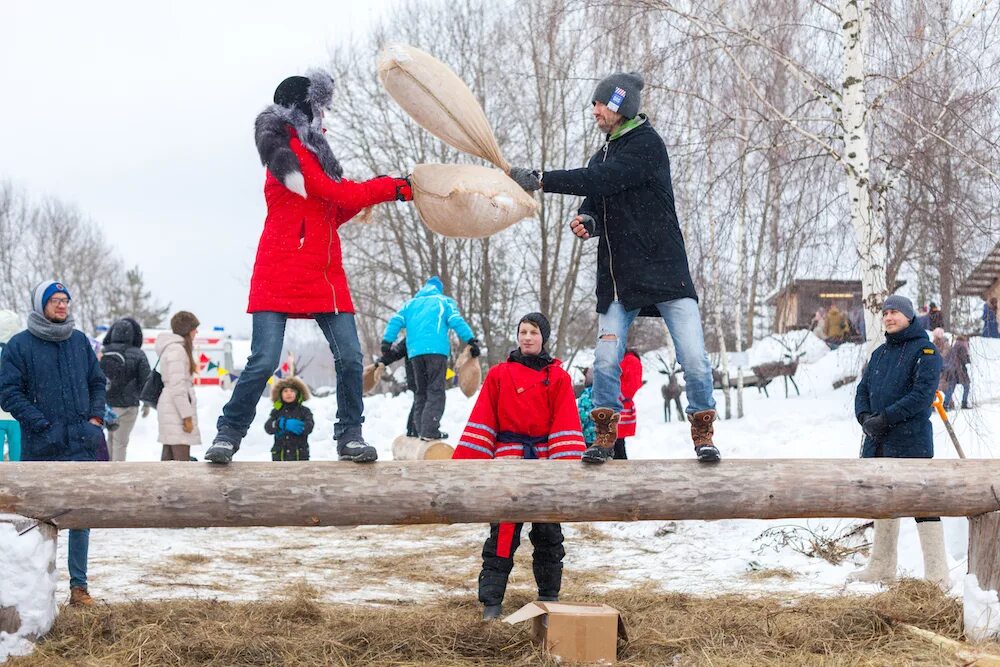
[504,602,627,664]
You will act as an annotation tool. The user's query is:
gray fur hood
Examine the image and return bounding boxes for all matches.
[254,70,343,197]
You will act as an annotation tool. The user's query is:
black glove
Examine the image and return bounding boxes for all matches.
[861,413,889,438]
[380,341,392,357]
[394,175,413,202]
[508,167,541,192]
[467,338,481,358]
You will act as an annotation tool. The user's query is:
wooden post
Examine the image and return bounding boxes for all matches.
[4,459,1000,529]
[0,514,57,641]
[966,511,1000,641]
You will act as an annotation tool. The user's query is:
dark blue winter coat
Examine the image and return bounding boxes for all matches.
[0,329,107,461]
[855,319,942,458]
[541,116,698,316]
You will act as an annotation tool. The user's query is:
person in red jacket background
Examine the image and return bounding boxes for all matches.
[206,69,413,465]
[453,312,585,620]
[614,350,642,459]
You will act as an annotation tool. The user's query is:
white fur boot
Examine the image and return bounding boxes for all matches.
[916,520,950,590]
[847,519,899,584]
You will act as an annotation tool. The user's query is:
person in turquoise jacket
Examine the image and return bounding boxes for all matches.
[0,309,22,461]
[382,276,479,440]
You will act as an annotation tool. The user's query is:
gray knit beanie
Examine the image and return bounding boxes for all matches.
[882,295,915,321]
[592,72,644,119]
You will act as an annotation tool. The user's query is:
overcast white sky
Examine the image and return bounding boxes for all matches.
[0,1,391,337]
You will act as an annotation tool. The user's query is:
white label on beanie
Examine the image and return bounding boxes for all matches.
[608,87,626,112]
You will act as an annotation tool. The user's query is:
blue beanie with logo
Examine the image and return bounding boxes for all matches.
[31,280,71,315]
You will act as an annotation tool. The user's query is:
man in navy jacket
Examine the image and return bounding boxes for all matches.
[0,280,106,607]
[849,294,948,589]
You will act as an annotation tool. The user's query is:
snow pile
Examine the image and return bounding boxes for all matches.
[964,574,1000,641]
[0,516,57,663]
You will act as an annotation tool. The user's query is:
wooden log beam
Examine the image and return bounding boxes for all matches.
[2,459,1000,529]
[966,511,1000,641]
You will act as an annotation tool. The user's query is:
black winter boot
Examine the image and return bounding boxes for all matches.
[337,439,377,463]
[482,604,503,620]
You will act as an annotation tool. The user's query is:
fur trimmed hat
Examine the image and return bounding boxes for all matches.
[170,311,200,337]
[273,69,335,123]
[271,376,310,404]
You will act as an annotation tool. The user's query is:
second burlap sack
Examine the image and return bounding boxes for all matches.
[455,345,482,398]
[411,163,538,238]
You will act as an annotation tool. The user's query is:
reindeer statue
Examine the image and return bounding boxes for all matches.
[655,354,685,422]
[750,332,808,398]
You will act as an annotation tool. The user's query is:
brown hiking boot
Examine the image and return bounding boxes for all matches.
[688,410,721,462]
[582,408,620,464]
[69,586,93,607]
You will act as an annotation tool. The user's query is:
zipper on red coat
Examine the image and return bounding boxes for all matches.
[601,141,619,302]
[324,212,338,313]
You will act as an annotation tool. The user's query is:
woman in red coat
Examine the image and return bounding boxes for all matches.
[453,312,585,620]
[206,70,412,465]
[614,350,643,459]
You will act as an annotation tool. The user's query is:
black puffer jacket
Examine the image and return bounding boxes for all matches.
[100,318,151,408]
[542,116,698,316]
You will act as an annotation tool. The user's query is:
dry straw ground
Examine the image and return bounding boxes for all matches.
[10,580,1000,666]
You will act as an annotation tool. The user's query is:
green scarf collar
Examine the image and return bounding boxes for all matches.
[608,113,647,141]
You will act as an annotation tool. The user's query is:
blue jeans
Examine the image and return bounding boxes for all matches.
[593,299,716,414]
[68,528,89,589]
[217,312,365,446]
[943,380,970,408]
[0,419,20,461]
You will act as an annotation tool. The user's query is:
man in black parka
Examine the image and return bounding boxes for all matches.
[508,72,719,464]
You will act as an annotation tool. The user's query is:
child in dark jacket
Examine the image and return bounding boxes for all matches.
[264,377,314,461]
[453,312,585,620]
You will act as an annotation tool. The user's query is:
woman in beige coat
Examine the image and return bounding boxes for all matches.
[156,311,201,460]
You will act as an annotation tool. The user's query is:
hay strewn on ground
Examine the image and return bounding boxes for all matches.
[10,580,1000,666]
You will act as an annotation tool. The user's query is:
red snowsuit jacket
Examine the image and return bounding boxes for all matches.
[248,128,401,315]
[453,356,585,558]
[617,351,643,438]
[453,358,585,461]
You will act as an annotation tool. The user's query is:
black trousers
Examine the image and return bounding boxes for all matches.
[411,354,447,438]
[478,522,565,606]
[613,438,628,459]
[404,356,418,436]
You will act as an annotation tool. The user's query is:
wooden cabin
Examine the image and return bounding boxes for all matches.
[958,240,1000,302]
[766,279,905,334]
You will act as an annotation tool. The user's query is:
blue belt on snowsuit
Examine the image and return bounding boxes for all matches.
[496,431,547,460]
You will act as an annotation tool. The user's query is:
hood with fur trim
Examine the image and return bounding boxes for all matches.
[255,70,343,196]
[271,376,311,405]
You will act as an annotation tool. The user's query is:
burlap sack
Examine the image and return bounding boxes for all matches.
[455,345,482,398]
[411,163,538,238]
[377,44,509,172]
[362,363,385,395]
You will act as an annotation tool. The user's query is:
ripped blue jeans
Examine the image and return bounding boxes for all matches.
[592,298,715,414]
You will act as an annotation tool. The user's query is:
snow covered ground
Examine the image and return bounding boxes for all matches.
[47,335,1000,607]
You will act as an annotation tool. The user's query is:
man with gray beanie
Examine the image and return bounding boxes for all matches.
[0,280,107,606]
[507,71,720,464]
[849,294,948,589]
